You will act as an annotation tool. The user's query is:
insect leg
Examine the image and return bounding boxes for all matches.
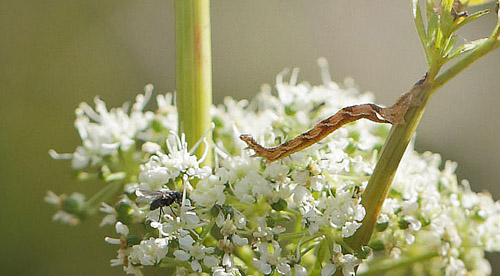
[158,207,163,222]
[170,206,177,217]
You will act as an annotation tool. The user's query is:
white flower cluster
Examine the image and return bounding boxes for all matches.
[48,63,500,276]
[364,148,500,275]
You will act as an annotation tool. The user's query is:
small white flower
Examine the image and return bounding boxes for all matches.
[213,266,236,276]
[204,255,220,267]
[220,215,237,237]
[445,257,466,276]
[253,241,290,276]
[60,88,154,169]
[233,210,247,229]
[263,162,289,180]
[178,233,195,250]
[253,257,272,275]
[99,202,117,227]
[293,185,312,205]
[139,132,212,189]
[181,211,201,226]
[51,210,80,225]
[129,237,169,266]
[294,264,308,276]
[142,142,161,153]
[115,222,129,236]
[191,174,226,207]
[322,244,360,276]
[44,191,60,205]
[232,234,248,246]
[173,250,191,261]
[341,221,362,238]
[321,264,337,276]
[191,260,202,272]
[222,253,234,268]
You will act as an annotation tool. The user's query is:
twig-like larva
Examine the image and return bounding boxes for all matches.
[240,90,417,163]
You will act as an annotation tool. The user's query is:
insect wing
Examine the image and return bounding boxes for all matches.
[136,190,164,197]
[136,190,163,204]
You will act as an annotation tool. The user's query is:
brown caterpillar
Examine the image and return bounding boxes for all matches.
[240,90,416,163]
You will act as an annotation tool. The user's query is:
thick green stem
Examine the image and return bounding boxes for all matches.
[175,0,213,166]
[345,37,500,255]
[340,16,500,264]
[345,79,435,250]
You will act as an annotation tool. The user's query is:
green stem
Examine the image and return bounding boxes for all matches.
[345,79,435,251]
[80,181,123,218]
[357,251,438,276]
[435,38,500,88]
[175,0,213,166]
[344,18,500,258]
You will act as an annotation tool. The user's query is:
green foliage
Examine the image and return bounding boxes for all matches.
[412,0,500,76]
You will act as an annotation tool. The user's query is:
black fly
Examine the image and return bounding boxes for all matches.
[137,190,183,221]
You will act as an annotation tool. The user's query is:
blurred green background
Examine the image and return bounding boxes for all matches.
[1,1,500,275]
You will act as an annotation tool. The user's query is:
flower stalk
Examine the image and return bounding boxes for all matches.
[175,0,213,166]
[357,251,439,276]
[345,0,500,259]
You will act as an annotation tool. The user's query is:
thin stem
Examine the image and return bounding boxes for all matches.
[435,38,500,88]
[357,251,438,276]
[80,181,123,218]
[175,0,213,166]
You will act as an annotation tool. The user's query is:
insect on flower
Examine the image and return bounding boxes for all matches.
[136,190,183,221]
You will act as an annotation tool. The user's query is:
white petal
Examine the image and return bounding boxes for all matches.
[178,234,195,250]
[253,258,272,275]
[191,260,202,272]
[173,250,191,261]
[142,142,161,153]
[277,263,291,275]
[115,221,129,235]
[294,264,308,276]
[104,237,121,245]
[204,255,220,268]
[232,235,248,246]
[222,253,233,267]
[321,264,337,276]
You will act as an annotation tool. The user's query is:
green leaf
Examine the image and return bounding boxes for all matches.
[317,239,328,264]
[413,0,431,64]
[453,9,490,32]
[427,13,439,44]
[443,35,458,58]
[465,0,495,6]
[440,0,456,37]
[426,0,435,24]
[447,38,488,60]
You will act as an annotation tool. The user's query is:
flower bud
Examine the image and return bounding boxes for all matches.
[376,221,389,232]
[369,239,385,251]
[356,246,372,259]
[271,198,288,211]
[398,218,410,230]
[115,201,134,225]
[210,205,220,217]
[61,197,82,215]
[126,236,142,246]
